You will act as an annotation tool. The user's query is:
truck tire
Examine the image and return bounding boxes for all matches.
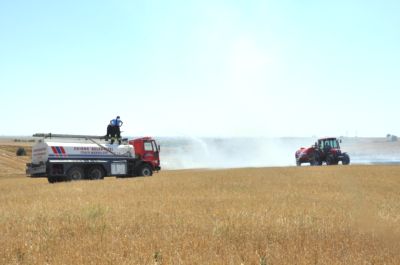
[342,153,350,165]
[66,166,84,181]
[138,164,153,177]
[296,159,301,166]
[87,166,105,180]
[48,176,56,183]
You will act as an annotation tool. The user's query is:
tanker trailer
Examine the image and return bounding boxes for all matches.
[26,133,161,183]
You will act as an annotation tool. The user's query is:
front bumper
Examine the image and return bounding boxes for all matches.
[296,153,311,163]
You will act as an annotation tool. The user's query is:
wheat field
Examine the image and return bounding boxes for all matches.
[1,143,400,264]
[1,167,400,264]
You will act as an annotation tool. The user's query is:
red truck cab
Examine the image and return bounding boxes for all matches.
[129,137,161,172]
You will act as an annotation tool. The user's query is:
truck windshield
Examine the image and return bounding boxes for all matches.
[144,142,153,151]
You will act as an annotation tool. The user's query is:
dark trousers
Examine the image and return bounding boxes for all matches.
[106,125,121,144]
[115,127,121,139]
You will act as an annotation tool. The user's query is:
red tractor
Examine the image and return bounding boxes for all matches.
[295,137,350,166]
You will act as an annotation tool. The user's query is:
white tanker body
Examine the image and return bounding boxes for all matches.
[26,134,161,183]
[31,141,134,164]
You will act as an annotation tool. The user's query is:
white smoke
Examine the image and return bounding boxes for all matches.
[341,137,400,165]
[158,137,400,170]
[159,137,314,169]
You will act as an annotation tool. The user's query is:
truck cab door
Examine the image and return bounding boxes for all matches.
[143,141,154,161]
[143,140,160,165]
[151,140,160,161]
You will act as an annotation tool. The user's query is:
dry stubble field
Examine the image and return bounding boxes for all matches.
[1,142,400,264]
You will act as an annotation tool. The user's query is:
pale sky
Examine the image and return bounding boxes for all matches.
[1,0,399,137]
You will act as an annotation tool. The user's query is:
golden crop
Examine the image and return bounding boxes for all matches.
[1,165,400,265]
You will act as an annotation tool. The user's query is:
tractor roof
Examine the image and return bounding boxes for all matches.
[318,137,338,141]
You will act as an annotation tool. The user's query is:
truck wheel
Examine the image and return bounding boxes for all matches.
[66,166,84,181]
[342,153,350,165]
[138,164,153,176]
[296,159,301,166]
[87,166,105,180]
[48,177,56,183]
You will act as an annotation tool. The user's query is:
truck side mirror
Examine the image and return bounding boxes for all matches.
[158,145,161,151]
[339,139,342,143]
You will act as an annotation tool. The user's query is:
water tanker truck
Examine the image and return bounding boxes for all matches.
[26,133,161,183]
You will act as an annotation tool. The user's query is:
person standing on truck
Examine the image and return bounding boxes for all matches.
[110,116,123,144]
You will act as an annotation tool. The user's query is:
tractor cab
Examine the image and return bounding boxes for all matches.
[317,138,342,158]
